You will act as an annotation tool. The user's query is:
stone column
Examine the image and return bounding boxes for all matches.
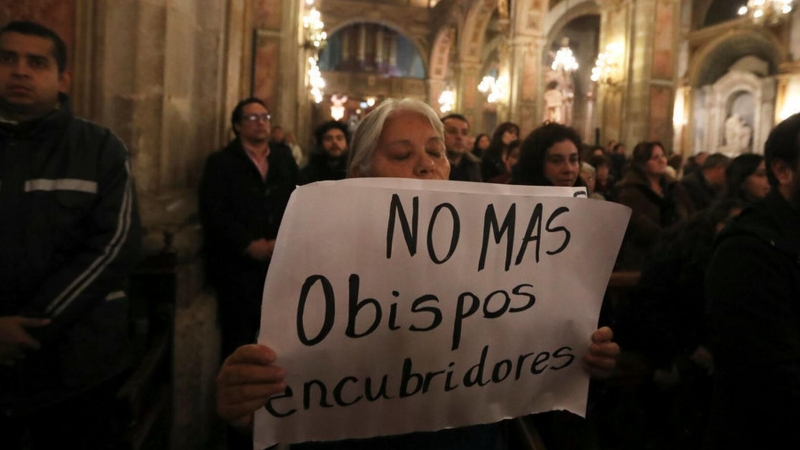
[622,0,680,150]
[455,60,483,131]
[341,27,351,66]
[388,33,398,70]
[595,0,633,147]
[506,0,548,135]
[357,23,367,67]
[507,34,541,134]
[375,26,385,72]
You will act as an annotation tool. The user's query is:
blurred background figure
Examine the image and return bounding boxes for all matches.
[284,131,305,168]
[486,139,520,184]
[581,162,605,200]
[472,133,490,159]
[615,141,695,270]
[482,122,520,181]
[725,153,770,205]
[680,153,730,211]
[589,154,617,201]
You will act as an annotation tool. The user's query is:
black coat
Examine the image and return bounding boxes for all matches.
[198,139,298,315]
[705,191,800,449]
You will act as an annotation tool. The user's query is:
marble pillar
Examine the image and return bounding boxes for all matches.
[624,0,679,149]
[455,61,483,131]
[507,0,548,136]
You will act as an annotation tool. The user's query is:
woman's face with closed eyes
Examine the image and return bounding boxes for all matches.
[362,110,450,180]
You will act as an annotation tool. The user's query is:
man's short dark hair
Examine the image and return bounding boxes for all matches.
[702,153,731,170]
[764,112,800,187]
[314,120,350,147]
[441,113,470,129]
[511,122,583,187]
[0,21,67,73]
[230,97,267,136]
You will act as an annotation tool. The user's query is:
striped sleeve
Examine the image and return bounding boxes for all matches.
[23,129,142,336]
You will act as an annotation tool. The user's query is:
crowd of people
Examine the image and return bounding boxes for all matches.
[1,20,798,450]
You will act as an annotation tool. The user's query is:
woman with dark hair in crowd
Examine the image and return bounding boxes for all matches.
[509,121,611,449]
[472,133,490,159]
[725,153,770,204]
[481,122,520,181]
[615,141,695,270]
[510,122,584,188]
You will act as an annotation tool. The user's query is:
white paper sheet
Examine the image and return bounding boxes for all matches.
[254,179,630,448]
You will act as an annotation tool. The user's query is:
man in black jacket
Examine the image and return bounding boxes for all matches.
[705,113,800,449]
[0,21,142,448]
[199,98,298,361]
[442,113,482,182]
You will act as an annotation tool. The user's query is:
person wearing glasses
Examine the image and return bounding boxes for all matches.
[200,98,299,449]
[199,97,299,361]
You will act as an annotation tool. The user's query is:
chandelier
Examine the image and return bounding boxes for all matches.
[303,0,327,104]
[438,87,456,114]
[551,38,578,73]
[303,0,327,49]
[478,75,508,104]
[738,0,794,24]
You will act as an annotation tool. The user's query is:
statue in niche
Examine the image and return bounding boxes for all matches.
[724,114,752,153]
[544,88,564,124]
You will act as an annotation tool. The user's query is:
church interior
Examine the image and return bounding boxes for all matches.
[3,0,800,448]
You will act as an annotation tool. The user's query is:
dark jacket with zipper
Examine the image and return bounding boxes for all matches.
[0,94,142,415]
[198,138,298,323]
[705,190,800,449]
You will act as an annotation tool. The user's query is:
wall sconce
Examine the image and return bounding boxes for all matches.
[307,57,325,104]
[478,75,508,104]
[738,0,794,25]
[438,87,456,113]
[366,97,376,107]
[591,43,623,86]
[303,0,327,104]
[330,94,348,121]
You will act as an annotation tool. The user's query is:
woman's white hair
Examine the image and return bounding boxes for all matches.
[347,98,445,177]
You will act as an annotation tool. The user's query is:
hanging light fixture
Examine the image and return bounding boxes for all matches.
[478,75,508,104]
[303,0,327,104]
[738,0,794,25]
[438,87,456,113]
[303,0,328,49]
[551,38,579,73]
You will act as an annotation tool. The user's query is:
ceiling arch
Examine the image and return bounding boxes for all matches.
[689,29,784,87]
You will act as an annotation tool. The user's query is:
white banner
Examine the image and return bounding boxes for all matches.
[255,179,630,448]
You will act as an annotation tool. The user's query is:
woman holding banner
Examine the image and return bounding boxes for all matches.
[216,98,620,449]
